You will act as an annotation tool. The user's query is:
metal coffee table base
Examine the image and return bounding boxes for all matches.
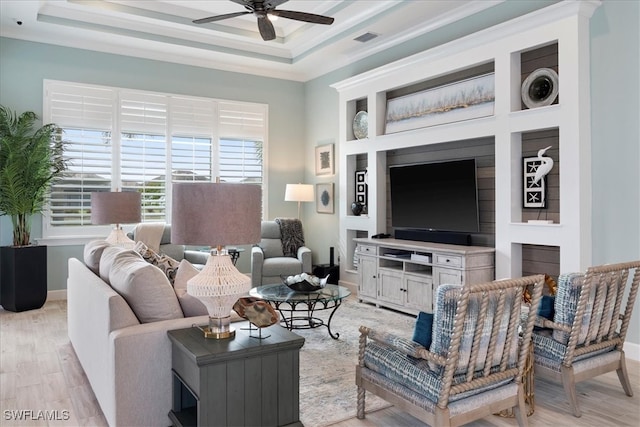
[270,298,344,339]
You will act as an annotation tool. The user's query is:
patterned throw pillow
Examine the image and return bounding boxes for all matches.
[133,241,179,285]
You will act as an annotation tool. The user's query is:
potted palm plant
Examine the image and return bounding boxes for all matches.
[0,105,67,312]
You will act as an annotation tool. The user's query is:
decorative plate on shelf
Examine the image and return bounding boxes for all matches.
[353,111,368,140]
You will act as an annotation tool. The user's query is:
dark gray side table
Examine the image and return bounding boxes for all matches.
[168,323,305,427]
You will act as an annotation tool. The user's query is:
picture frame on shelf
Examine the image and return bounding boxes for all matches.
[315,143,334,176]
[355,169,368,212]
[523,156,547,208]
[316,183,334,214]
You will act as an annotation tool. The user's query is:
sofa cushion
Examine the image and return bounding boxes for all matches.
[134,241,180,285]
[108,250,184,323]
[173,259,209,317]
[84,240,111,275]
[262,257,302,277]
[99,246,132,284]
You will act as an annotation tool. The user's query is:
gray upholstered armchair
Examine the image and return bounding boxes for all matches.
[251,220,312,286]
[532,261,640,417]
[356,275,545,427]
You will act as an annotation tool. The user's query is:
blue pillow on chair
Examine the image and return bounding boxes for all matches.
[412,311,434,348]
[538,295,555,320]
[534,295,555,331]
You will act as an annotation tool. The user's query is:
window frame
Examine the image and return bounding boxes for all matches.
[40,80,268,245]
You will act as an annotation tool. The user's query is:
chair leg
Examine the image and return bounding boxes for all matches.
[616,353,634,397]
[561,366,581,417]
[514,385,529,427]
[357,386,365,419]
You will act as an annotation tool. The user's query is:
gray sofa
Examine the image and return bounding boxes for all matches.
[67,241,241,426]
[251,220,312,286]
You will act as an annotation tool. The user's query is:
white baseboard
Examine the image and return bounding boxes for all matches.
[47,289,67,301]
[624,341,640,362]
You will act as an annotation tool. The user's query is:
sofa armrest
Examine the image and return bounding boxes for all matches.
[109,315,210,427]
[184,249,209,266]
[251,246,265,286]
[298,246,312,274]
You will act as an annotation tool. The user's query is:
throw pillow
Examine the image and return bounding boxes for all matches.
[173,259,208,317]
[412,311,434,349]
[538,295,555,320]
[84,239,111,275]
[109,251,184,323]
[134,241,180,285]
[533,295,556,331]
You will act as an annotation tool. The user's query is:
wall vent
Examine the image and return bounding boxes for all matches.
[354,32,379,43]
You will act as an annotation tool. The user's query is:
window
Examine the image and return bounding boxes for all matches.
[43,80,267,240]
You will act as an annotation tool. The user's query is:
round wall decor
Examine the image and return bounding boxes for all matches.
[521,68,559,109]
[352,110,368,139]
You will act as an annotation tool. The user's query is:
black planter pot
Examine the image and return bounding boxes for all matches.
[0,245,47,312]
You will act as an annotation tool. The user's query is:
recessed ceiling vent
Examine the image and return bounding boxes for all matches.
[354,32,379,43]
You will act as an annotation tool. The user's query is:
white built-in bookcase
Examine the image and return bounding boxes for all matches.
[331,1,600,288]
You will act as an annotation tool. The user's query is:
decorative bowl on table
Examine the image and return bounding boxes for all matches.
[282,273,329,293]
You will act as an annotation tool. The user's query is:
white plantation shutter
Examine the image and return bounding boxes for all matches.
[42,80,267,239]
[218,102,266,140]
[45,82,115,231]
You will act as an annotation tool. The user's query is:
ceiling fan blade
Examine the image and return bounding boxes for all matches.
[269,9,334,25]
[193,11,251,25]
[257,14,276,41]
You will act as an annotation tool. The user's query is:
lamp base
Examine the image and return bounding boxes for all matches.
[201,325,236,339]
[195,315,236,339]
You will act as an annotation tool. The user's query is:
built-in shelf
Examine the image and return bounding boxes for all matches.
[332,1,599,289]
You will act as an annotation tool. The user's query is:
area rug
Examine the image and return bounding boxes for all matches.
[295,296,417,427]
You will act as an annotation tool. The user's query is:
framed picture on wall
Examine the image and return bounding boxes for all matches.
[315,144,334,176]
[523,156,547,208]
[316,183,334,214]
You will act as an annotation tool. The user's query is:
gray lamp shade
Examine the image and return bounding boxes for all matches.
[91,192,141,224]
[171,182,262,247]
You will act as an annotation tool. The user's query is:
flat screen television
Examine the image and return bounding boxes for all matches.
[389,159,480,233]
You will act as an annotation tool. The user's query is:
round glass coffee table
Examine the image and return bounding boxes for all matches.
[249,284,351,339]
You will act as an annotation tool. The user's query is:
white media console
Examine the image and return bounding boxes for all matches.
[354,238,494,315]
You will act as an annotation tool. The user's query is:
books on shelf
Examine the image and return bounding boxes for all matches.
[384,251,411,259]
[411,253,431,263]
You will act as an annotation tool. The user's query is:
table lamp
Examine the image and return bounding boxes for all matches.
[171,182,262,339]
[285,183,314,219]
[91,191,141,247]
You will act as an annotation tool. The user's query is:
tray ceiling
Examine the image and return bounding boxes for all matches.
[0,1,503,81]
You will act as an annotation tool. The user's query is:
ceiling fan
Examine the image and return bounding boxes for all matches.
[193,0,335,41]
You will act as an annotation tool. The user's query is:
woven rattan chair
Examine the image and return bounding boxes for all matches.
[532,260,640,417]
[356,275,545,427]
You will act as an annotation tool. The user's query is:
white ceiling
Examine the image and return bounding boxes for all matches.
[0,0,504,82]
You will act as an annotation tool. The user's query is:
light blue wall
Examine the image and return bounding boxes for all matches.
[0,38,307,286]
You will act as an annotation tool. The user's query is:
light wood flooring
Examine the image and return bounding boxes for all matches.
[1,300,639,426]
